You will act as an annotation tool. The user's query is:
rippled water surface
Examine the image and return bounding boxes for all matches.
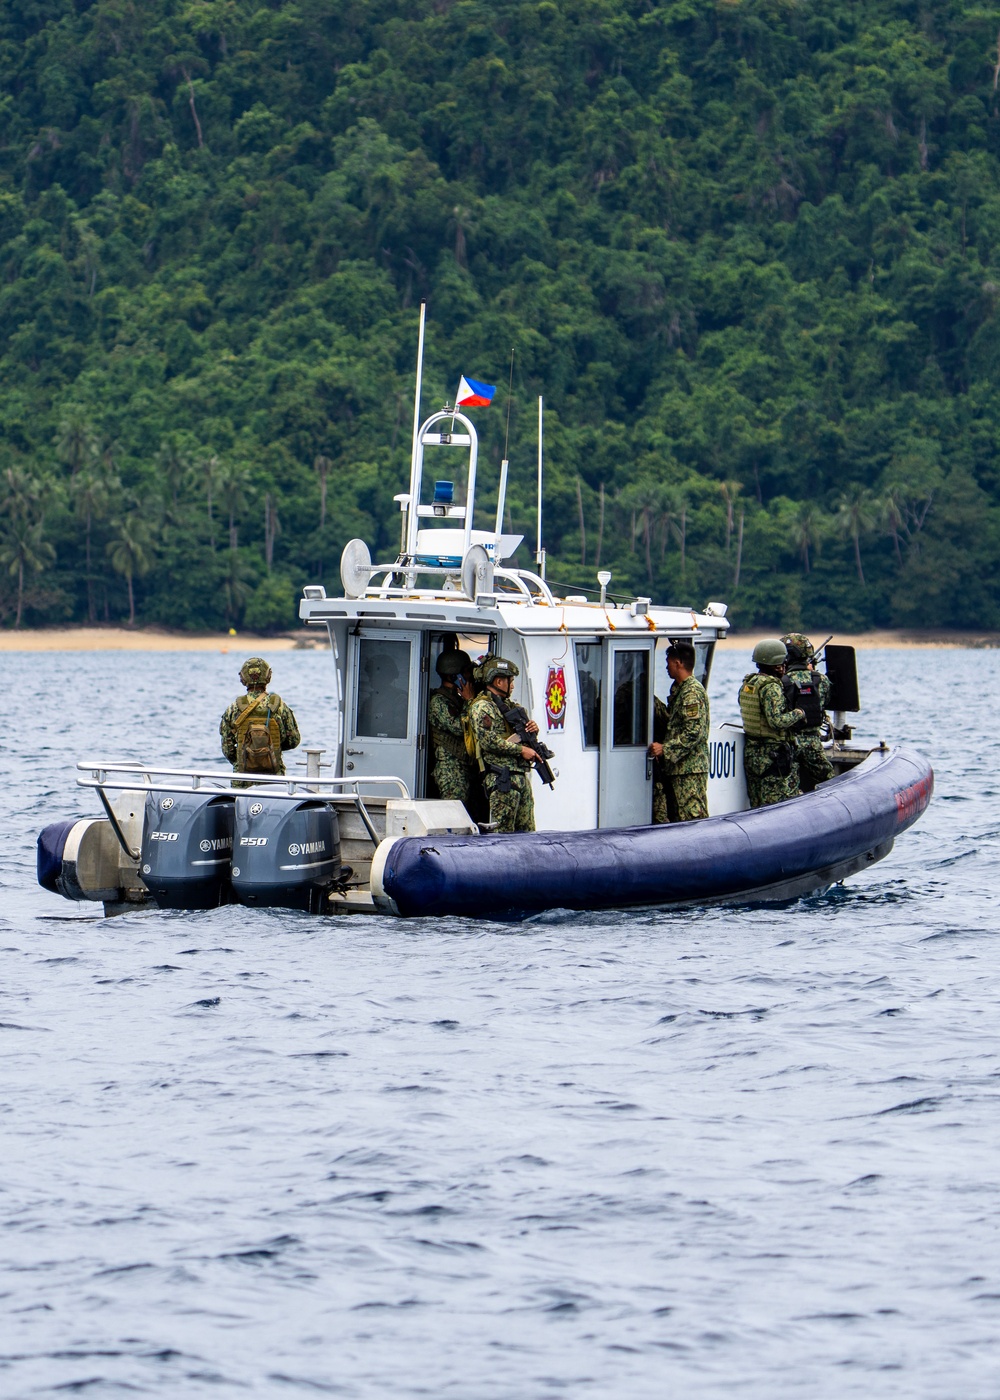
[2,645,996,1397]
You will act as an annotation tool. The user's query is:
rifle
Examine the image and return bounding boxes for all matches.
[495,697,557,788]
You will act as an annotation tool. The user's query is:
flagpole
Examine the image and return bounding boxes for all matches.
[405,300,427,560]
[536,395,545,580]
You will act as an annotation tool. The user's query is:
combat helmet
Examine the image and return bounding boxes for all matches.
[780,633,813,665]
[436,649,473,678]
[752,638,788,668]
[239,656,272,688]
[481,655,519,685]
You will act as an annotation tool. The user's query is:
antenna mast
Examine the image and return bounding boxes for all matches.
[494,349,514,538]
[404,300,427,563]
[535,395,546,580]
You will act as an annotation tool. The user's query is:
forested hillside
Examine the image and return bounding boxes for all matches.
[2,0,1000,630]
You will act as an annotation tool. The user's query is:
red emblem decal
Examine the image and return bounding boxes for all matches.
[545,666,567,730]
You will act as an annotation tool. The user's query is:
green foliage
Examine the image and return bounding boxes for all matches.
[2,0,1000,629]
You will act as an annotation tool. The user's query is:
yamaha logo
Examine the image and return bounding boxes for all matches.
[231,866,240,877]
[199,839,212,852]
[142,863,151,874]
[288,843,301,856]
[289,841,325,856]
[249,802,263,815]
[198,838,231,853]
[160,797,174,810]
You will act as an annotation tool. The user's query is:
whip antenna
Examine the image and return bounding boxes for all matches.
[503,348,514,459]
[494,349,515,540]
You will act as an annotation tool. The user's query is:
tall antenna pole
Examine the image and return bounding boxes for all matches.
[495,349,515,540]
[405,300,427,560]
[535,395,546,580]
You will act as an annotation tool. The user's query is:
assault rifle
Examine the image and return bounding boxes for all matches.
[495,697,557,788]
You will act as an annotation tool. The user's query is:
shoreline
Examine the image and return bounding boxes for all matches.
[0,626,326,652]
[0,624,995,652]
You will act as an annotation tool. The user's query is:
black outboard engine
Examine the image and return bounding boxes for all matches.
[231,795,343,914]
[140,792,235,910]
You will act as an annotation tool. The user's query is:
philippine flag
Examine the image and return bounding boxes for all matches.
[456,375,496,408]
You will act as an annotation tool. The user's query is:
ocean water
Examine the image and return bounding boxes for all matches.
[1,644,995,1399]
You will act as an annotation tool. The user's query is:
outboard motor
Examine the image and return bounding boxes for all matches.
[231,795,343,913]
[140,792,235,910]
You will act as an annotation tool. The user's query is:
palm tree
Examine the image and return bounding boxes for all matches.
[55,411,97,475]
[314,453,332,530]
[792,502,824,575]
[201,453,220,550]
[836,489,878,586]
[156,440,192,516]
[0,515,54,627]
[107,512,153,626]
[218,460,254,552]
[72,468,111,622]
[719,480,743,554]
[881,487,907,565]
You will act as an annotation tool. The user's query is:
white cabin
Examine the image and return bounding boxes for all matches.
[299,406,744,830]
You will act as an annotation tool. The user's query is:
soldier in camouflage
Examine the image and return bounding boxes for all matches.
[220,657,300,785]
[466,656,538,832]
[738,639,804,808]
[649,641,710,822]
[780,632,834,794]
[428,649,477,803]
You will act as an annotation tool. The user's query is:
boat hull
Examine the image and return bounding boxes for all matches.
[373,746,933,919]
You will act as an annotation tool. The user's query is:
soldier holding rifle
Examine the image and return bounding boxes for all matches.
[467,656,550,832]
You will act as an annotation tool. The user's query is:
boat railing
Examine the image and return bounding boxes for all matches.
[77,762,410,849]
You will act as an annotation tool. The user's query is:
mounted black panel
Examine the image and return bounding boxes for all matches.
[824,644,860,712]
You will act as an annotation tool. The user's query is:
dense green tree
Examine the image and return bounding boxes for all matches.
[3,0,1000,629]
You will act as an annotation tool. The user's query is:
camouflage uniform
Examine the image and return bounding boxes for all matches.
[220,657,300,785]
[653,674,710,823]
[785,665,833,793]
[652,695,670,825]
[467,687,535,832]
[427,686,476,802]
[739,672,802,808]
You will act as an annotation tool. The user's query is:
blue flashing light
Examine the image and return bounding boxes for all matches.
[433,480,455,504]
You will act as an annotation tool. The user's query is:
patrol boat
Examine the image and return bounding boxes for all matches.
[37,315,933,919]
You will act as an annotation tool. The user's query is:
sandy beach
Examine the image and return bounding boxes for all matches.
[0,627,329,652]
[0,625,994,651]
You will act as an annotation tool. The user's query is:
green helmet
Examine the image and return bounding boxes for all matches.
[752,639,788,668]
[436,649,473,678]
[482,655,519,685]
[239,656,272,687]
[780,633,813,664]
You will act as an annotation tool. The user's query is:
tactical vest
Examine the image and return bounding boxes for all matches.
[234,692,282,773]
[430,690,469,760]
[783,671,824,729]
[739,673,788,742]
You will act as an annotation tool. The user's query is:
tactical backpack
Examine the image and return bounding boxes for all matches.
[234,693,282,774]
[783,673,824,729]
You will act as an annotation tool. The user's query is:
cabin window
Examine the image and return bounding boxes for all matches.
[575,643,602,748]
[612,650,649,747]
[694,639,715,687]
[355,637,410,739]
